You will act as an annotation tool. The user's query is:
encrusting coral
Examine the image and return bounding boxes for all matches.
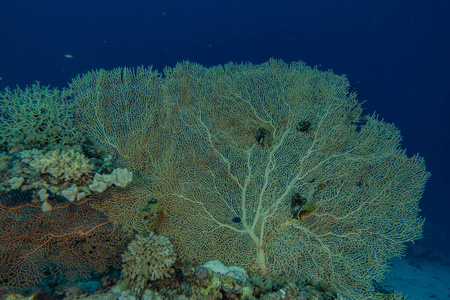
[88,167,133,193]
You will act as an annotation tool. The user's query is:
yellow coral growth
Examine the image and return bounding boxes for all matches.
[20,149,93,181]
[71,66,169,172]
[73,59,429,299]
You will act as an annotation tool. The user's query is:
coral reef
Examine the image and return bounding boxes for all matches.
[71,59,429,299]
[47,260,344,299]
[0,80,136,293]
[156,60,428,299]
[0,146,132,212]
[0,148,95,194]
[89,168,133,193]
[0,59,428,300]
[0,82,83,150]
[89,177,160,234]
[71,66,167,172]
[20,148,93,182]
[0,195,132,288]
[121,233,176,294]
[201,260,249,283]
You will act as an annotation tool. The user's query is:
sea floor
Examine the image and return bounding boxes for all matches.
[384,245,450,299]
[2,242,449,299]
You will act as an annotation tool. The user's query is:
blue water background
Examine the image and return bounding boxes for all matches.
[0,0,448,253]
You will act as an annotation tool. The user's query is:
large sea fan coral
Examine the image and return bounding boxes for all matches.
[72,59,429,299]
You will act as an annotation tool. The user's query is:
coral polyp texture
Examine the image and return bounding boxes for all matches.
[0,197,131,288]
[71,59,429,299]
[0,82,82,149]
[20,149,93,181]
[121,233,176,293]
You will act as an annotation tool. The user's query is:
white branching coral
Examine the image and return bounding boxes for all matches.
[0,82,83,148]
[122,233,176,292]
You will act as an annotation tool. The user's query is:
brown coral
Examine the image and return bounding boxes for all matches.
[121,233,176,293]
[0,196,131,287]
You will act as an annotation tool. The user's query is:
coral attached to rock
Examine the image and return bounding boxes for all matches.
[0,81,83,149]
[71,59,429,299]
[88,168,133,193]
[20,148,93,181]
[121,233,176,293]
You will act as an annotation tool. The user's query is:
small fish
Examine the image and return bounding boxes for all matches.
[9,146,21,153]
[64,54,73,59]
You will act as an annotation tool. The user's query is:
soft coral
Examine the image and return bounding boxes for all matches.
[0,195,131,287]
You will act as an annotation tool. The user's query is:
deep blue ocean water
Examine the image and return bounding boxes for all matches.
[1,0,449,297]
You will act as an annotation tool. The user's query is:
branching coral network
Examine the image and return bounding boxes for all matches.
[0,195,131,287]
[70,59,429,299]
